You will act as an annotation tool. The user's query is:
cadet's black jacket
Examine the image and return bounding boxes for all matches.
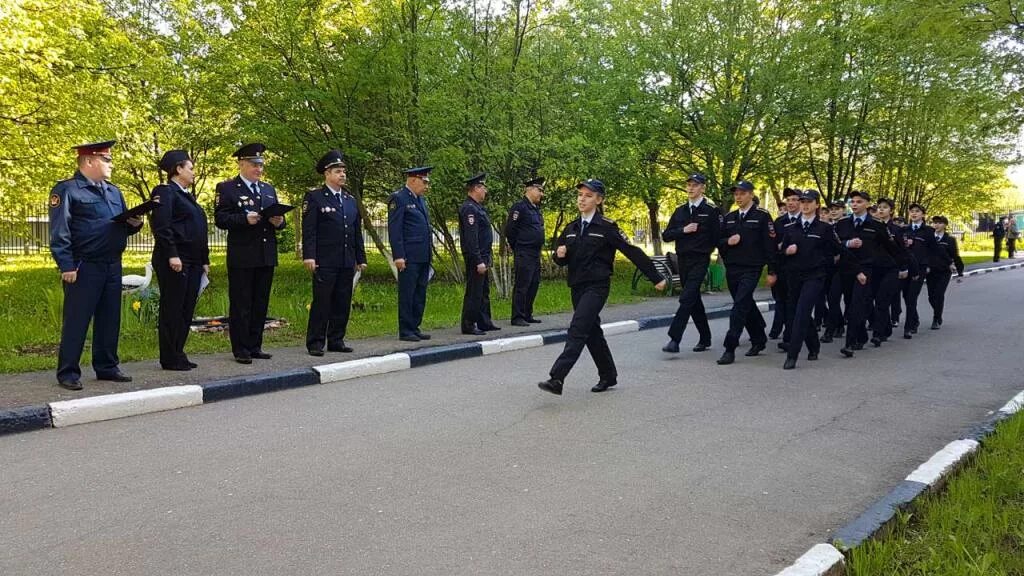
[833,214,906,273]
[458,197,493,268]
[904,222,940,276]
[301,186,366,268]
[886,220,918,276]
[662,198,722,257]
[504,198,545,253]
[773,213,802,271]
[214,176,286,268]
[718,206,776,273]
[555,215,661,287]
[149,182,210,265]
[930,232,965,275]
[780,217,851,279]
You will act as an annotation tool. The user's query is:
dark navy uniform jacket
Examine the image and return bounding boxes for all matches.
[931,232,965,275]
[214,176,286,268]
[718,206,776,272]
[387,186,432,264]
[301,186,366,268]
[904,222,940,276]
[149,182,210,265]
[504,199,545,253]
[886,220,918,277]
[833,214,907,274]
[662,197,723,257]
[49,172,142,272]
[555,215,661,287]
[773,212,801,272]
[780,217,851,280]
[459,197,493,268]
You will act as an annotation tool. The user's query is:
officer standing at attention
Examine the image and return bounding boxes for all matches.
[661,173,719,354]
[150,149,210,371]
[716,181,776,365]
[901,203,940,338]
[388,166,434,342]
[505,177,546,326]
[538,180,666,395]
[927,216,964,329]
[49,140,143,390]
[302,150,367,356]
[459,172,500,335]
[214,143,287,364]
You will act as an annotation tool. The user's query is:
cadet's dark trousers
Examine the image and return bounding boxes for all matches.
[306,266,355,351]
[154,256,202,368]
[57,261,123,383]
[227,265,274,358]
[891,278,905,323]
[511,250,541,322]
[814,276,829,329]
[667,255,712,344]
[994,237,1003,262]
[398,261,430,337]
[461,265,494,331]
[769,271,789,338]
[550,282,615,383]
[723,266,766,351]
[902,274,926,332]
[786,275,825,360]
[926,269,952,323]
[825,271,845,334]
[843,271,872,347]
[870,267,899,339]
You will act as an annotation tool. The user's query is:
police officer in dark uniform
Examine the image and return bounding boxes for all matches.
[538,179,666,395]
[661,173,719,354]
[779,190,848,369]
[302,150,368,356]
[770,188,802,346]
[150,149,210,371]
[716,181,776,365]
[902,203,940,338]
[459,172,500,335]
[505,177,546,326]
[927,216,965,329]
[214,143,287,364]
[49,140,143,390]
[388,166,434,342]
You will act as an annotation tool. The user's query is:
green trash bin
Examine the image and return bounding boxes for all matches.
[704,260,725,292]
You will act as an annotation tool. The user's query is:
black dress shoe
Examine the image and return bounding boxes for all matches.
[58,379,83,391]
[251,351,273,360]
[186,361,198,369]
[820,333,833,343]
[840,347,854,358]
[308,349,325,357]
[526,318,542,324]
[328,343,354,353]
[930,321,941,330]
[538,379,563,395]
[591,379,617,392]
[903,332,913,340]
[910,328,918,335]
[717,350,735,365]
[481,325,502,331]
[745,343,766,357]
[399,334,421,342]
[871,337,882,348]
[416,332,432,340]
[161,364,192,371]
[692,342,711,352]
[768,331,780,340]
[783,357,797,370]
[807,351,819,361]
[511,319,530,327]
[97,371,132,382]
[662,340,680,353]
[462,328,486,336]
[235,356,253,364]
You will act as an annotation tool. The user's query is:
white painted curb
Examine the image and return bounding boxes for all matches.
[905,439,979,486]
[315,353,411,383]
[772,543,844,576]
[480,334,544,355]
[49,385,203,428]
[600,320,640,336]
[999,390,1024,415]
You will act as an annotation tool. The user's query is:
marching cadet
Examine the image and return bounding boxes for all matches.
[150,149,210,371]
[388,166,434,342]
[779,190,848,369]
[716,181,776,365]
[901,203,940,338]
[459,172,500,335]
[302,150,367,356]
[49,140,143,390]
[770,187,802,349]
[873,198,911,341]
[214,143,287,364]
[505,177,546,326]
[822,200,848,342]
[538,179,666,395]
[660,173,718,354]
[926,216,964,329]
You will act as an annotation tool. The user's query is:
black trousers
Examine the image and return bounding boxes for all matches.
[891,278,905,322]
[769,271,789,338]
[870,267,899,339]
[723,267,766,351]
[461,265,494,331]
[398,261,430,337]
[902,274,926,332]
[511,250,541,322]
[994,237,1003,261]
[667,255,711,344]
[926,269,952,323]
[57,261,123,382]
[814,275,829,328]
[227,265,274,357]
[550,282,615,383]
[786,275,825,360]
[843,271,872,347]
[155,256,202,367]
[825,271,845,334]
[306,266,355,351]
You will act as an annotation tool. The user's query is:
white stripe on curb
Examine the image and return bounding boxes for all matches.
[480,334,545,355]
[49,385,203,428]
[315,353,411,383]
[905,439,979,486]
[600,320,640,335]
[772,543,844,576]
[999,390,1024,415]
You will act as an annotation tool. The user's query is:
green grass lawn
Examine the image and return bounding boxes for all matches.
[845,411,1024,575]
[0,252,660,373]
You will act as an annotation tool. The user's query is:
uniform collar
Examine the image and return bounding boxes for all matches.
[239,175,259,190]
[326,184,344,196]
[73,171,106,190]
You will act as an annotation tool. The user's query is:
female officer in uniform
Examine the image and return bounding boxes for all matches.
[150,150,210,370]
[537,179,666,395]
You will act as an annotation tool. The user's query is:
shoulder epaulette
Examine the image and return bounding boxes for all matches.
[600,215,617,224]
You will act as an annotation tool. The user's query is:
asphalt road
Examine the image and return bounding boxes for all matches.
[2,270,1022,576]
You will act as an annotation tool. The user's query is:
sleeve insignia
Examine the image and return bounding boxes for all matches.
[214,192,221,206]
[388,196,398,211]
[619,229,629,242]
[49,194,61,208]
[467,214,475,225]
[152,194,161,203]
[302,200,309,215]
[512,211,519,221]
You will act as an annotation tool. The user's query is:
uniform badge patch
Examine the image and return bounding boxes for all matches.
[152,194,161,203]
[214,192,221,206]
[388,197,397,211]
[49,194,61,208]
[467,214,475,225]
[302,200,309,215]
[512,211,519,221]
[768,221,775,237]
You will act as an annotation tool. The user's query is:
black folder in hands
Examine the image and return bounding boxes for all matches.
[112,200,159,223]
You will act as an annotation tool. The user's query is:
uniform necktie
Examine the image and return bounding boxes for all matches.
[854,217,863,230]
[251,182,261,209]
[803,221,811,234]
[581,219,589,236]
[739,211,746,223]
[913,224,919,232]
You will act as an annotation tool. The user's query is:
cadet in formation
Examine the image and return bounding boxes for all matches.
[302,150,367,356]
[459,172,500,335]
[214,143,288,364]
[901,202,939,339]
[49,140,143,390]
[770,188,802,347]
[388,166,434,342]
[505,177,546,326]
[926,215,965,329]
